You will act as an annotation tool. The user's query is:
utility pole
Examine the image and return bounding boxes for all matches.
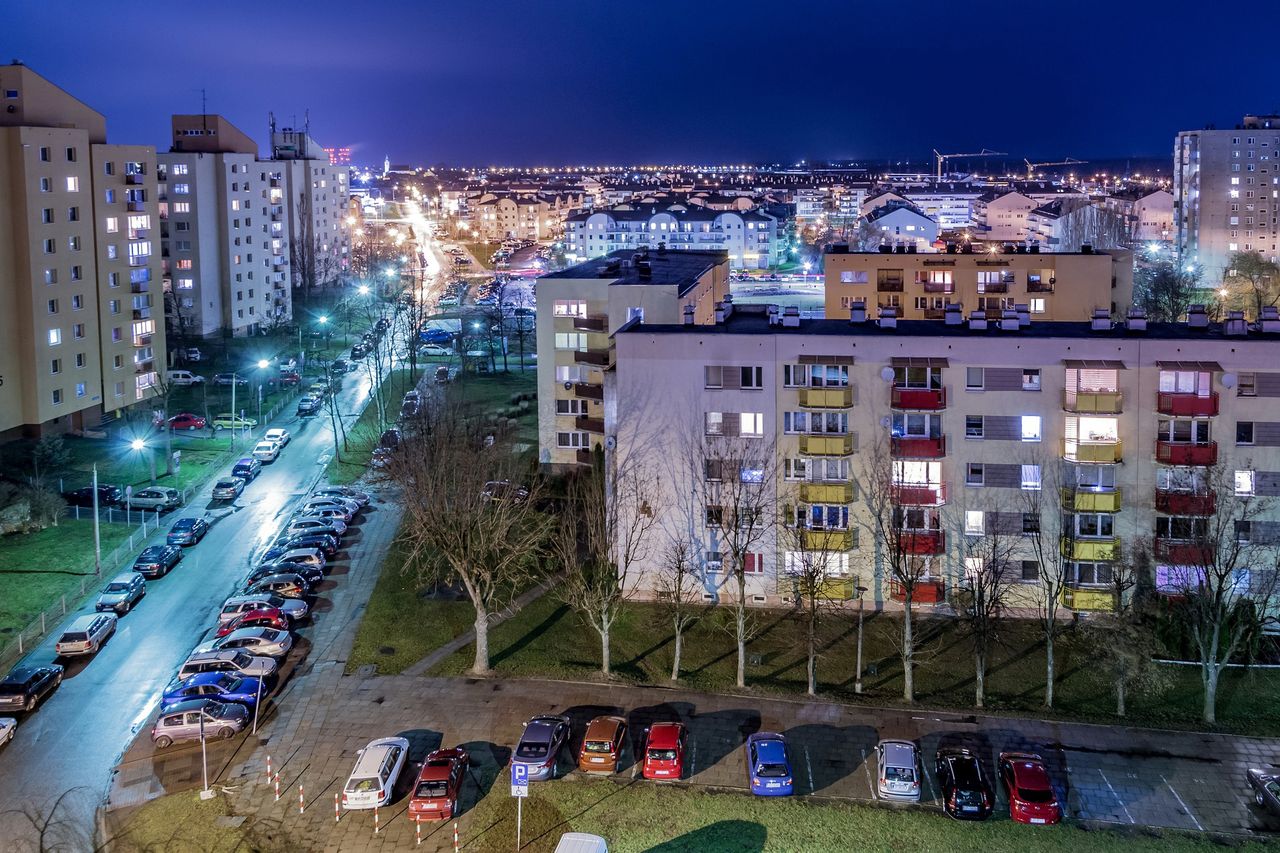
[92,463,101,576]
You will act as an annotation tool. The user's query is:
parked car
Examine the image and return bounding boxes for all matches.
[1247,768,1280,815]
[0,665,63,713]
[876,739,922,802]
[297,395,322,416]
[63,484,123,507]
[370,447,393,469]
[288,515,347,537]
[0,718,14,747]
[219,593,308,624]
[212,413,257,430]
[175,649,278,683]
[212,476,245,501]
[312,486,369,507]
[54,613,117,657]
[408,747,469,821]
[244,574,309,600]
[375,317,391,332]
[167,517,210,546]
[280,371,302,387]
[251,441,281,462]
[232,457,262,481]
[435,365,451,384]
[161,673,265,712]
[640,722,687,781]
[554,835,608,853]
[400,399,419,419]
[263,428,290,447]
[998,752,1062,825]
[299,503,352,525]
[200,627,293,659]
[269,533,339,558]
[128,487,181,511]
[419,344,454,358]
[215,606,290,638]
[249,562,323,589]
[937,747,993,820]
[513,714,571,781]
[330,359,351,375]
[379,428,402,450]
[183,347,203,363]
[167,413,207,431]
[263,546,326,570]
[95,572,146,614]
[342,737,411,810]
[151,699,249,748]
[577,716,628,774]
[165,370,205,386]
[134,544,183,578]
[212,373,248,387]
[351,343,369,359]
[482,480,530,504]
[420,328,453,344]
[745,732,793,796]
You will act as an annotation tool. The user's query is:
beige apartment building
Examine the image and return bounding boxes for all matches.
[536,248,729,467]
[271,124,349,289]
[0,64,164,438]
[611,301,1280,614]
[823,246,1133,321]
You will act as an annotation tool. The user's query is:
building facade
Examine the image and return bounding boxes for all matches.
[864,203,939,252]
[565,204,780,269]
[272,126,350,292]
[0,63,165,437]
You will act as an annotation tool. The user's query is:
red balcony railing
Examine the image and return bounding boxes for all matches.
[1156,441,1218,465]
[1154,539,1213,565]
[1157,392,1219,417]
[890,578,945,603]
[891,436,947,459]
[896,530,945,555]
[1155,490,1217,516]
[891,482,948,506]
[891,387,947,410]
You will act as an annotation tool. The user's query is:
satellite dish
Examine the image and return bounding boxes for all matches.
[880,416,891,429]
[880,366,896,383]
[605,436,617,450]
[563,381,573,390]
[1221,372,1237,389]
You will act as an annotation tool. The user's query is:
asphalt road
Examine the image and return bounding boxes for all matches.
[0,339,395,841]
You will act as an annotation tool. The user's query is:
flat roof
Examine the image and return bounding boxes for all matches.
[540,249,726,295]
[824,248,1121,258]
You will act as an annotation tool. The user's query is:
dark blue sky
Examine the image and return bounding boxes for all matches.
[4,0,1274,167]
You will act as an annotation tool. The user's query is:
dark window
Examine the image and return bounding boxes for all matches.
[1021,560,1040,582]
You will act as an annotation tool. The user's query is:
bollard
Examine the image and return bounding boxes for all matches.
[61,595,66,615]
[416,818,421,845]
[265,755,272,784]
[40,613,45,634]
[453,821,459,853]
[299,784,304,814]
[335,792,340,822]
[274,772,280,802]
[373,804,380,835]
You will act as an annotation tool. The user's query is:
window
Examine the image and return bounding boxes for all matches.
[50,359,61,375]
[77,353,86,368]
[65,176,79,192]
[740,413,764,437]
[1021,416,1041,442]
[105,216,118,234]
[740,466,765,484]
[1021,465,1042,490]
[966,463,984,485]
[555,431,591,449]
[39,177,50,192]
[1022,513,1040,534]
[705,412,723,435]
[43,238,55,254]
[783,458,807,481]
[553,332,587,351]
[782,365,807,387]
[1068,562,1113,586]
[173,183,190,194]
[41,208,53,224]
[839,270,868,283]
[966,367,984,390]
[109,299,120,315]
[1022,369,1041,391]
[964,511,984,535]
[1076,513,1115,538]
[75,382,86,398]
[70,294,82,309]
[1236,470,1256,496]
[72,323,85,339]
[704,366,763,389]
[42,268,56,285]
[39,146,50,161]
[48,328,61,346]
[1238,421,1255,445]
[705,505,723,526]
[1020,560,1040,582]
[52,389,62,405]
[67,206,79,222]
[554,399,586,416]
[47,299,58,314]
[70,265,82,281]
[965,416,984,438]
[1237,372,1256,397]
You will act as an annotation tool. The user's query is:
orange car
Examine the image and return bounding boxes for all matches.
[407,748,469,821]
[577,716,628,774]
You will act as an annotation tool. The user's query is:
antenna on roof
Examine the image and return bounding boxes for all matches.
[201,88,207,132]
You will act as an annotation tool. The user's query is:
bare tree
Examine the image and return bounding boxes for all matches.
[289,193,343,310]
[649,538,706,681]
[1136,258,1200,322]
[556,451,660,676]
[1018,451,1073,708]
[1223,251,1280,316]
[954,494,1023,709]
[1054,204,1130,251]
[1081,540,1161,717]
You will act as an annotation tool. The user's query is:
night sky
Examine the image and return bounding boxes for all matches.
[4,0,1274,167]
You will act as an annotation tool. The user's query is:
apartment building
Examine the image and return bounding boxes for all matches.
[565,204,780,270]
[1101,188,1174,245]
[271,125,350,291]
[1175,115,1280,283]
[864,203,939,252]
[611,301,1280,614]
[470,190,583,242]
[823,245,1133,321]
[159,116,288,338]
[536,248,729,467]
[864,183,983,230]
[972,190,1037,241]
[0,63,165,438]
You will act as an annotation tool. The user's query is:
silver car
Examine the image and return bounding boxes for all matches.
[298,504,352,525]
[200,627,293,659]
[54,613,117,657]
[312,486,369,507]
[303,496,361,516]
[288,515,347,536]
[151,699,248,748]
[128,487,182,511]
[95,573,146,614]
[877,739,922,802]
[219,593,308,624]
[176,648,278,682]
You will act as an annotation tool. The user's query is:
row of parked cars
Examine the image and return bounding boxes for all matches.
[149,484,370,748]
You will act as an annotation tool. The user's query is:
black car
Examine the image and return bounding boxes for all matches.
[379,428,402,450]
[166,517,210,546]
[275,532,339,557]
[375,317,391,332]
[936,747,994,820]
[133,544,184,578]
[62,485,124,508]
[0,664,64,713]
[246,563,322,590]
[350,343,369,360]
[330,359,350,374]
[1248,769,1280,816]
[297,396,322,417]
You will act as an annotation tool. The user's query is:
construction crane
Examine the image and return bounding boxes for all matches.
[933,148,1007,180]
[1024,157,1087,178]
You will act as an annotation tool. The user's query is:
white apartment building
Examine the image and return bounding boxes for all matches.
[864,203,939,251]
[565,204,780,270]
[1175,115,1280,283]
[271,125,350,287]
[866,184,983,230]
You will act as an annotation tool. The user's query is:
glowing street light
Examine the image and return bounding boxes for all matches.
[257,359,270,369]
[130,438,145,451]
[130,438,156,485]
[358,285,370,296]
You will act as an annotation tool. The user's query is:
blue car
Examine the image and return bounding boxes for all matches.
[166,517,210,546]
[746,732,793,796]
[419,328,453,344]
[161,672,264,711]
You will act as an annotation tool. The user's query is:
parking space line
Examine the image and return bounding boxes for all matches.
[923,763,937,803]
[689,740,697,776]
[1098,769,1135,824]
[861,747,876,800]
[804,746,814,794]
[1161,775,1204,832]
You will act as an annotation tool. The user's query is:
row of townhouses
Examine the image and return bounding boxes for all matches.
[564,203,783,269]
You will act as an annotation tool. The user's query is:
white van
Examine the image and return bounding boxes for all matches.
[165,370,205,386]
[554,834,608,853]
[342,736,410,809]
[54,613,117,657]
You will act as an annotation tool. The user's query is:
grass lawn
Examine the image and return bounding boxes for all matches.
[426,596,1280,737]
[325,367,419,485]
[461,240,501,270]
[0,520,134,638]
[111,792,260,853]
[450,369,537,445]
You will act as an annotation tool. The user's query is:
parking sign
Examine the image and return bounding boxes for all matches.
[510,762,528,797]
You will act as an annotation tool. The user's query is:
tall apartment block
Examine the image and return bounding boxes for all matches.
[0,64,165,438]
[271,124,349,289]
[535,248,729,467]
[823,245,1133,322]
[158,115,291,338]
[1175,114,1280,284]
[611,301,1280,614]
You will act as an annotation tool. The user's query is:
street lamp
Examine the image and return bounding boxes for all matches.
[854,584,869,694]
[131,437,156,486]
[257,360,269,428]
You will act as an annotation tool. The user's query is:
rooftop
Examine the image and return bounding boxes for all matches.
[540,248,726,294]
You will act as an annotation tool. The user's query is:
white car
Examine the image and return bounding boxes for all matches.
[251,441,281,462]
[312,486,370,507]
[290,513,348,535]
[0,718,15,747]
[419,344,454,357]
[200,627,293,659]
[128,487,181,511]
[263,428,291,447]
[300,500,355,521]
[342,737,411,810]
[219,593,309,625]
[267,547,326,570]
[304,497,361,518]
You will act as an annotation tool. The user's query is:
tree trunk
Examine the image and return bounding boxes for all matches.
[1044,622,1056,708]
[735,603,746,688]
[1203,661,1219,725]
[471,606,491,676]
[671,626,683,681]
[600,620,611,677]
[974,648,985,709]
[164,415,174,476]
[1115,673,1126,718]
[902,597,915,703]
[807,618,817,696]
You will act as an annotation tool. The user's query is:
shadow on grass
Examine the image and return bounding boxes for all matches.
[490,602,572,668]
[643,819,767,852]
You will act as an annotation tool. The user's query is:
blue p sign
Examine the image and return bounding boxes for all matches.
[512,763,528,785]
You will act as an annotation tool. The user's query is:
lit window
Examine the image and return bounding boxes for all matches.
[1021,416,1041,442]
[965,511,985,535]
[1236,470,1256,496]
[1021,465,1042,490]
[48,328,61,346]
[65,176,79,192]
[1029,298,1046,314]
[105,216,118,233]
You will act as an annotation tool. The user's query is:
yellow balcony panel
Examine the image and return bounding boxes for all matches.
[801,529,853,551]
[1060,586,1116,612]
[799,434,854,456]
[1064,440,1123,463]
[799,482,854,504]
[1060,537,1118,561]
[798,387,854,408]
[777,574,856,601]
[1064,391,1123,414]
[1060,487,1122,512]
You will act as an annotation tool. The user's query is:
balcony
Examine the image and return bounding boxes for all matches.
[801,529,854,551]
[1063,439,1123,463]
[891,436,946,459]
[130,281,149,294]
[126,200,146,212]
[130,228,150,239]
[1154,539,1212,564]
[977,282,1009,294]
[131,307,151,321]
[891,387,947,409]
[573,382,603,401]
[1063,390,1123,414]
[125,173,145,185]
[1060,537,1117,562]
[574,415,605,434]
[777,574,856,601]
[1060,487,1122,512]
[574,348,612,367]
[921,282,954,294]
[575,448,597,465]
[897,530,945,555]
[1060,586,1114,612]
[1026,280,1055,294]
[1156,440,1217,466]
[890,578,945,603]
[1155,490,1216,516]
[573,315,607,333]
[798,387,853,408]
[1157,391,1218,417]
[877,280,904,293]
[800,482,854,504]
[799,434,854,456]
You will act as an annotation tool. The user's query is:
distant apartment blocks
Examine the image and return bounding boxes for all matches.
[565,203,782,269]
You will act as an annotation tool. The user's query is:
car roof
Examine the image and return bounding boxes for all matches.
[584,716,625,739]
[416,751,463,781]
[880,739,917,765]
[2,666,39,682]
[108,572,138,584]
[178,672,234,687]
[235,458,255,465]
[751,735,788,764]
[647,722,683,748]
[163,698,216,715]
[1008,757,1052,789]
[353,737,410,775]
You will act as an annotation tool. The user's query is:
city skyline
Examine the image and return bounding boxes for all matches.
[6,0,1277,166]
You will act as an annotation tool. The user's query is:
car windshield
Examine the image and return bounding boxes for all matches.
[886,766,915,783]
[232,652,253,667]
[204,701,228,717]
[757,762,789,778]
[583,740,612,753]
[104,583,131,593]
[515,742,548,759]
[647,748,677,761]
[265,595,286,607]
[216,480,237,488]
[61,632,88,642]
[1018,786,1054,803]
[140,548,162,558]
[415,780,449,798]
[345,777,380,794]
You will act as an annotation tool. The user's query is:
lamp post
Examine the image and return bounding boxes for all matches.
[854,584,869,694]
[130,438,156,486]
[256,359,269,428]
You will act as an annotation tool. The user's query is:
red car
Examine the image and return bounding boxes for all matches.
[408,748,468,821]
[641,722,687,781]
[279,372,301,387]
[998,752,1062,825]
[168,412,207,431]
[215,606,290,638]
